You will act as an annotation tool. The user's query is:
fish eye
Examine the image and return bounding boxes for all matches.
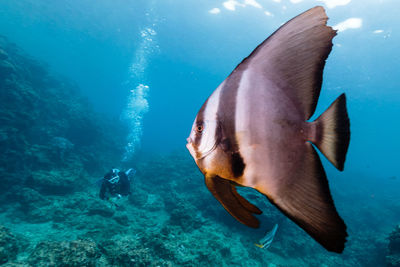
[195,123,204,133]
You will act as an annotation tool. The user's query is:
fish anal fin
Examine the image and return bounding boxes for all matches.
[231,186,262,215]
[255,143,347,253]
[205,175,261,228]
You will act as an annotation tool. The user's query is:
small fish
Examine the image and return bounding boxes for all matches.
[255,224,279,249]
[186,6,350,253]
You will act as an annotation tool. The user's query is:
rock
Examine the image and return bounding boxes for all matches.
[100,237,167,267]
[168,204,202,232]
[76,218,124,242]
[52,206,77,223]
[62,193,93,211]
[62,194,117,222]
[142,193,165,212]
[389,225,400,253]
[128,187,148,206]
[30,170,77,195]
[387,224,400,267]
[0,35,123,195]
[0,60,16,80]
[28,239,100,267]
[114,213,129,226]
[387,255,400,267]
[0,226,19,264]
[50,136,74,161]
[0,48,8,60]
[6,187,59,223]
[86,199,115,218]
[13,187,50,207]
[1,262,30,267]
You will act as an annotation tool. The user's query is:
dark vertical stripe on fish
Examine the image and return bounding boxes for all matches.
[217,69,247,178]
[231,152,245,177]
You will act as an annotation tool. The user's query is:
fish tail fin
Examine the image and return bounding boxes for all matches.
[310,93,350,171]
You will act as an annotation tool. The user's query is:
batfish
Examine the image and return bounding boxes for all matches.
[186,6,350,253]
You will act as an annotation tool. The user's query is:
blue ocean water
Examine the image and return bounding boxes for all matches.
[0,0,399,266]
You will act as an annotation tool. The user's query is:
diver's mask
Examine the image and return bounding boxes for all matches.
[108,174,120,184]
[109,169,120,184]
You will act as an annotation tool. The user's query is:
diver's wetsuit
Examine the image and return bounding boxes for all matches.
[99,170,131,200]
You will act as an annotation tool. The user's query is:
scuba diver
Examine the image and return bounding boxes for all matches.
[99,168,136,200]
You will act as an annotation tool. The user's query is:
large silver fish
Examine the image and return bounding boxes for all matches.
[186,6,350,253]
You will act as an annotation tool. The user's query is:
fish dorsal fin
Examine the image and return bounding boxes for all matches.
[205,175,262,228]
[235,6,336,120]
[256,143,347,252]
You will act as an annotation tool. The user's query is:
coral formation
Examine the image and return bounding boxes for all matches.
[28,239,100,267]
[0,35,125,196]
[387,224,400,267]
[0,226,20,264]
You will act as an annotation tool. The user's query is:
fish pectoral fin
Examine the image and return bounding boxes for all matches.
[205,175,261,228]
[256,143,347,253]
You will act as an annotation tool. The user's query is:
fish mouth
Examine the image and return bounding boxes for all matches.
[186,138,196,159]
[185,137,192,150]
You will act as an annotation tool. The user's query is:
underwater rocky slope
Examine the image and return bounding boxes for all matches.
[0,36,399,266]
[387,225,400,267]
[0,35,126,192]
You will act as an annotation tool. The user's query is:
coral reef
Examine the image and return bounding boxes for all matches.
[28,239,100,267]
[0,226,20,264]
[387,224,400,267]
[99,236,169,267]
[0,35,125,195]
